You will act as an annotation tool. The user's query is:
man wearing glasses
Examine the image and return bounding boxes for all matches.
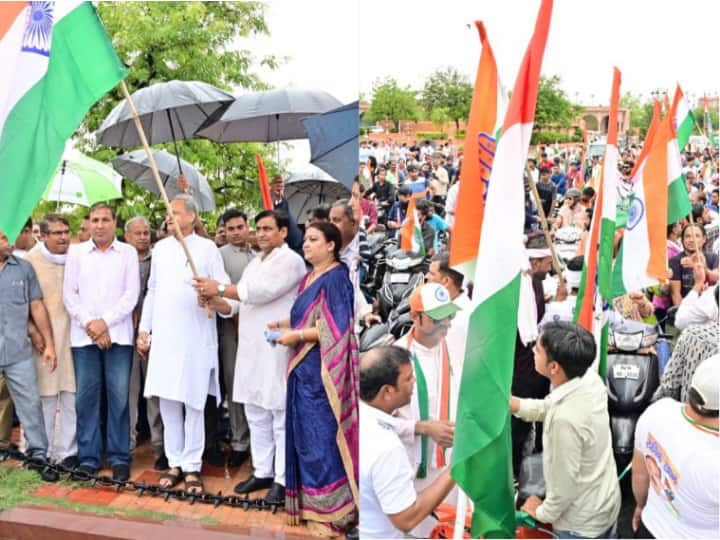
[26,214,77,468]
[392,282,461,538]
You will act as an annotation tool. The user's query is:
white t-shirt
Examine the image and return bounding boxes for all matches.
[359,401,417,539]
[635,398,720,539]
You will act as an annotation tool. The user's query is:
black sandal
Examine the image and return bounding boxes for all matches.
[158,467,183,488]
[184,471,204,494]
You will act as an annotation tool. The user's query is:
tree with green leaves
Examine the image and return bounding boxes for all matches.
[60,1,282,232]
[421,67,472,131]
[430,107,450,133]
[534,75,582,132]
[620,92,653,138]
[363,78,419,132]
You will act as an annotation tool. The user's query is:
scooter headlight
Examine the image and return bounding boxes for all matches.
[612,331,643,352]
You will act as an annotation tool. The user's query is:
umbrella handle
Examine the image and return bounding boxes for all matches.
[56,160,67,212]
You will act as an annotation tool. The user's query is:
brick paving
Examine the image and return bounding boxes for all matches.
[2,433,316,538]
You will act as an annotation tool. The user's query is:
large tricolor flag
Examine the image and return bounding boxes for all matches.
[449,21,506,279]
[399,197,425,255]
[614,102,678,295]
[575,68,621,377]
[0,2,127,243]
[671,84,694,152]
[451,1,553,537]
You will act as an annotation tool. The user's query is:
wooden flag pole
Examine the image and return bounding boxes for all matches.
[525,165,565,285]
[119,80,212,317]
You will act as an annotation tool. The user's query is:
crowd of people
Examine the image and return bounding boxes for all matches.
[0,134,718,540]
[354,137,719,539]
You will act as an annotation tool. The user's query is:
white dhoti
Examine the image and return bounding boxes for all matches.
[245,403,285,485]
[159,398,204,472]
[41,391,77,462]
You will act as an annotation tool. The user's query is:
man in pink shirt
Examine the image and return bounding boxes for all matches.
[63,203,139,482]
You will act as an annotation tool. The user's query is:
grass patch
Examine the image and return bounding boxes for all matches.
[0,465,220,524]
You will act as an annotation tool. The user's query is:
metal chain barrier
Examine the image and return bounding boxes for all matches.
[0,447,283,513]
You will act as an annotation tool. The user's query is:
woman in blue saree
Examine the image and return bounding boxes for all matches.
[274,222,359,536]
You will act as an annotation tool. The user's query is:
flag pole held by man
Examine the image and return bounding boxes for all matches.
[0,1,128,243]
[450,0,554,537]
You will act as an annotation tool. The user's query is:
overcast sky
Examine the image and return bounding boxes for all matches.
[236,0,359,171]
[359,0,720,108]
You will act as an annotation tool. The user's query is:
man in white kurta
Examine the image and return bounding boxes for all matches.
[230,240,306,499]
[392,283,461,538]
[139,196,234,480]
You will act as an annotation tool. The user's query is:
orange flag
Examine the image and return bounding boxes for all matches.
[449,21,505,279]
[630,100,661,181]
[256,154,272,211]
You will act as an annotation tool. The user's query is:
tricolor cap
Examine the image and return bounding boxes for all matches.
[690,354,719,412]
[409,283,461,321]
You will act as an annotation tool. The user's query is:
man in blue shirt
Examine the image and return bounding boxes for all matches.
[550,164,567,196]
[416,200,447,252]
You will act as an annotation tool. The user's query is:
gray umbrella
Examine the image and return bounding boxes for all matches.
[196,88,342,162]
[96,80,234,172]
[284,168,350,224]
[111,149,216,212]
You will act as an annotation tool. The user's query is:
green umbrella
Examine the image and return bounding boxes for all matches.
[43,149,123,208]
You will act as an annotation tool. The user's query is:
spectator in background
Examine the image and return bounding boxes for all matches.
[12,218,38,258]
[306,205,330,225]
[551,163,567,196]
[78,217,92,243]
[358,185,378,234]
[270,175,303,253]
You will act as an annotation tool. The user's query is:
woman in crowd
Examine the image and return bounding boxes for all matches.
[669,223,719,305]
[273,222,359,536]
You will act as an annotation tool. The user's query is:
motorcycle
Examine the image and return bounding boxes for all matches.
[377,249,427,320]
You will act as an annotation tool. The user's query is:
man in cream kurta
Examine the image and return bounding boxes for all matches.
[139,197,234,477]
[26,215,76,465]
[229,241,306,499]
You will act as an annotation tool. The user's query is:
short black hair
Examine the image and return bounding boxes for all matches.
[222,208,248,225]
[582,186,595,198]
[539,166,550,175]
[538,322,596,379]
[431,251,463,290]
[305,222,342,261]
[416,199,431,216]
[255,209,289,231]
[23,217,33,230]
[359,346,412,401]
[692,203,706,221]
[89,202,115,220]
[406,164,418,173]
[307,205,330,222]
[39,214,70,234]
[681,222,707,241]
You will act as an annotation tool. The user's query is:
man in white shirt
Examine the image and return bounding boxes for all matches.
[510,322,620,538]
[137,195,233,494]
[63,203,139,481]
[195,209,306,504]
[632,354,719,539]
[359,346,456,539]
[393,283,462,537]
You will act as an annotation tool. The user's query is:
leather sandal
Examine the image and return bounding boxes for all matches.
[158,467,183,488]
[184,471,204,494]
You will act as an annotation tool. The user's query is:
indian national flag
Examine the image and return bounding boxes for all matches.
[575,68,621,377]
[399,197,425,255]
[451,0,553,537]
[630,100,661,181]
[0,2,126,243]
[449,21,506,279]
[615,106,676,295]
[671,84,694,151]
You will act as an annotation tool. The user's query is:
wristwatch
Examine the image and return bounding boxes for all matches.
[218,283,226,297]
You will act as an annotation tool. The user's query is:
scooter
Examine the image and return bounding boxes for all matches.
[377,250,427,320]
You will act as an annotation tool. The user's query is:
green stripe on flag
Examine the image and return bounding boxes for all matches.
[611,242,627,298]
[598,217,616,300]
[668,176,692,224]
[452,274,520,539]
[676,113,694,150]
[0,3,127,243]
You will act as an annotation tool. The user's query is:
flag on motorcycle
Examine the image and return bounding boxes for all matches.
[614,102,678,295]
[449,21,506,279]
[400,197,426,255]
[671,84,694,152]
[575,68,621,377]
[451,1,553,537]
[0,1,127,243]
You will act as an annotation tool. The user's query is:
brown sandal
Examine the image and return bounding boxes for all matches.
[184,471,204,494]
[158,467,183,488]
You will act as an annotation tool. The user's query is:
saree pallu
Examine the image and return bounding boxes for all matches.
[286,264,359,536]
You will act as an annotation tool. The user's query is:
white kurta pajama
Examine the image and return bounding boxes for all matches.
[140,234,234,472]
[230,244,306,485]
